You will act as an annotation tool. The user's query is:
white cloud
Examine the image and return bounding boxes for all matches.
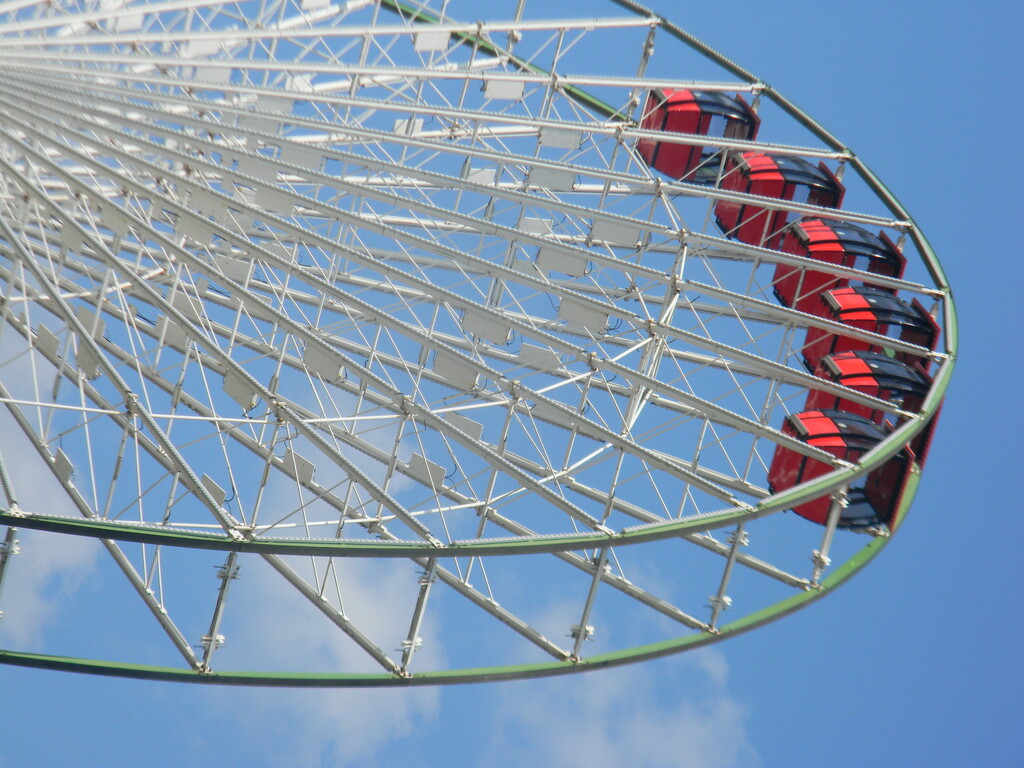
[0,412,99,647]
[0,528,98,647]
[203,681,440,768]
[479,649,760,768]
[202,553,442,767]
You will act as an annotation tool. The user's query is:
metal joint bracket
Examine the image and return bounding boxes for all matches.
[0,537,20,556]
[810,550,831,572]
[505,378,523,399]
[124,392,141,416]
[396,394,414,416]
[569,624,594,641]
[830,488,850,506]
[727,530,750,548]
[199,634,225,651]
[269,398,287,421]
[708,594,732,611]
[215,562,240,582]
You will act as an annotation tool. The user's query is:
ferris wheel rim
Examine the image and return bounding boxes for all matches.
[0,495,904,686]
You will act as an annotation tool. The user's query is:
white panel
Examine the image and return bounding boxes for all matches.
[301,0,332,9]
[518,343,562,372]
[462,309,511,344]
[280,144,323,170]
[265,242,296,263]
[414,30,450,52]
[99,205,129,238]
[393,117,424,135]
[432,351,479,391]
[465,167,496,185]
[303,344,345,381]
[201,474,227,507]
[175,214,214,244]
[155,315,189,350]
[190,218,216,244]
[223,371,259,411]
[445,412,483,442]
[527,166,576,191]
[256,94,293,114]
[53,449,74,483]
[590,218,642,246]
[245,301,280,324]
[408,453,446,489]
[559,297,608,333]
[171,292,202,320]
[520,218,552,235]
[76,343,101,380]
[195,66,231,84]
[238,114,281,134]
[113,12,144,31]
[287,74,314,93]
[530,399,564,423]
[537,246,587,277]
[190,189,217,216]
[75,306,105,338]
[61,223,83,253]
[254,187,293,213]
[233,185,256,205]
[511,257,540,275]
[484,78,525,101]
[219,256,253,283]
[282,449,316,484]
[539,126,582,149]
[182,39,219,57]
[34,325,59,358]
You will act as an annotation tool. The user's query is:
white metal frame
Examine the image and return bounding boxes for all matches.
[0,0,953,684]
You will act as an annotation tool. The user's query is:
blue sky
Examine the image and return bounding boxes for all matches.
[1,1,1021,766]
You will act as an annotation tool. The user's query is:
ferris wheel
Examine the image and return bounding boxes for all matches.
[0,0,954,685]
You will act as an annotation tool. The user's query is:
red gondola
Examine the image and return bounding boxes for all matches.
[714,153,844,249]
[637,89,760,182]
[767,409,912,529]
[773,219,905,314]
[801,285,939,373]
[806,350,930,424]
